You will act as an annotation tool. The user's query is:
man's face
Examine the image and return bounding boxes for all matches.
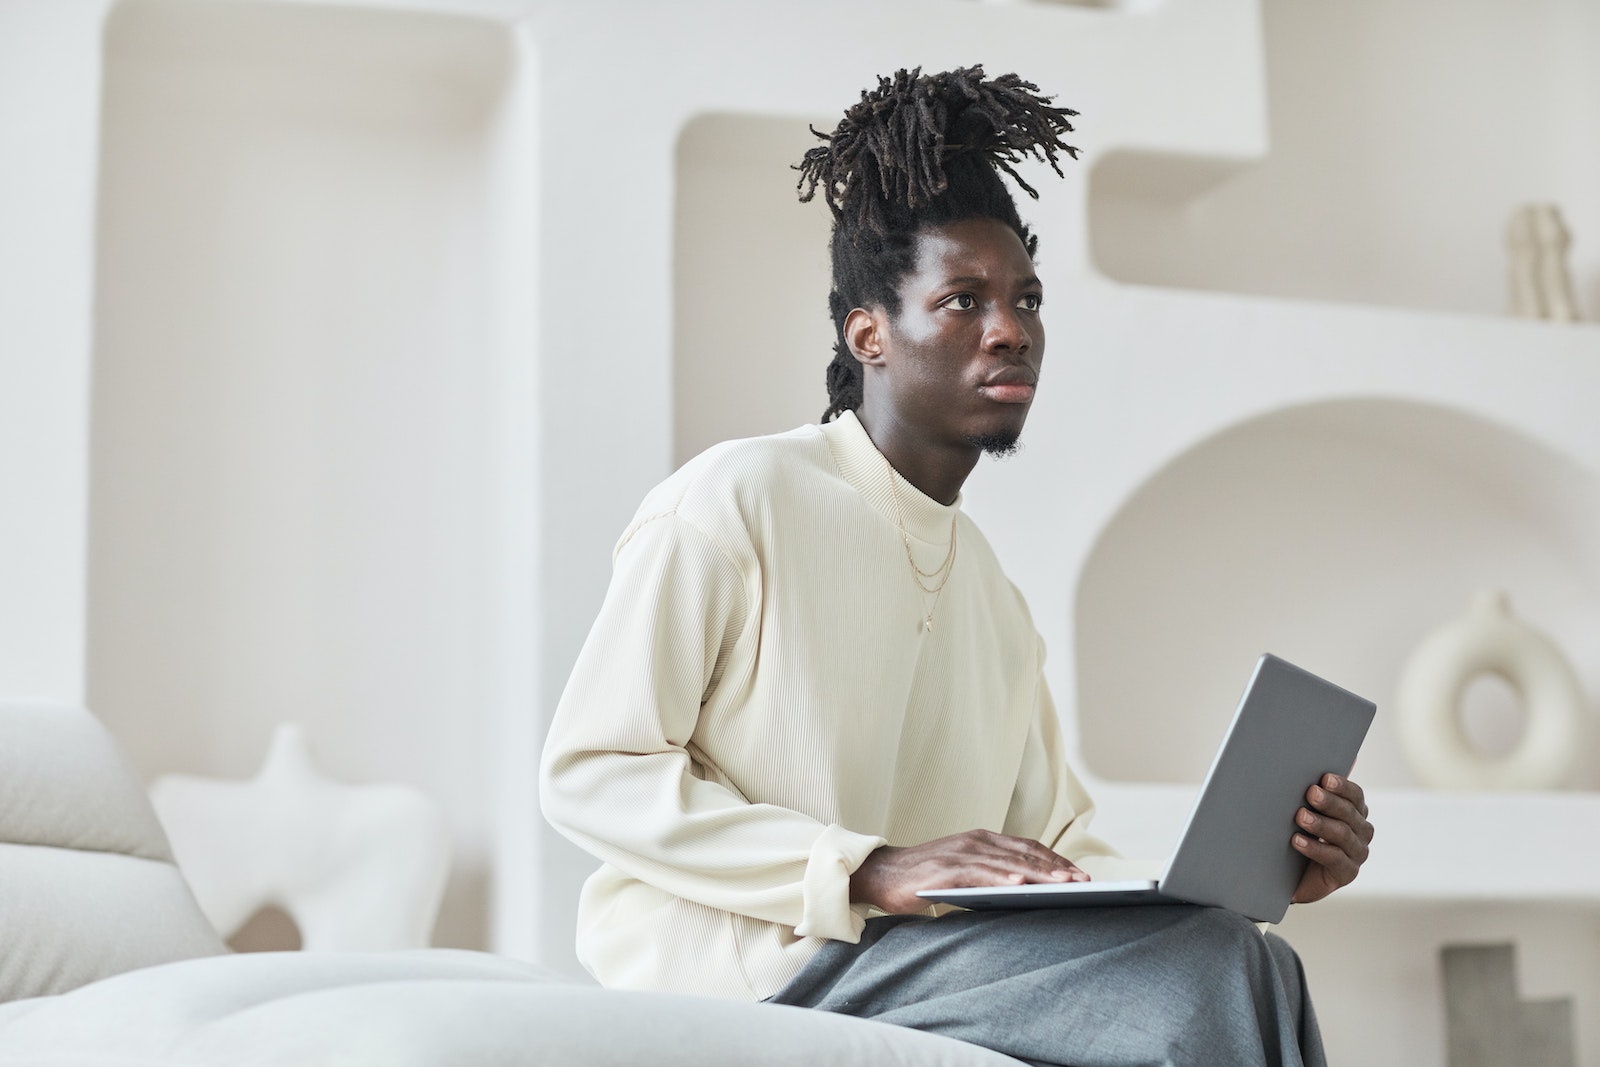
[870,217,1044,455]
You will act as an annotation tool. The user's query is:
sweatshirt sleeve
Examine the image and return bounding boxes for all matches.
[1003,642,1159,882]
[539,511,885,943]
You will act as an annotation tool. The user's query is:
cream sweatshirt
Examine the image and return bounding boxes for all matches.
[539,411,1123,1000]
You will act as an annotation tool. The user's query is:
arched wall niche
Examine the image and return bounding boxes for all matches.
[1074,396,1600,791]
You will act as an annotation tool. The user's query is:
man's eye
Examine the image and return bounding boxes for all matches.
[1017,294,1043,312]
[941,294,977,310]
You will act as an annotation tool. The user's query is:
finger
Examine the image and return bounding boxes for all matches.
[975,842,1091,883]
[1295,806,1370,863]
[1293,832,1360,886]
[972,832,1087,876]
[962,851,1088,883]
[994,862,1089,884]
[978,830,1072,861]
[1318,773,1367,818]
[1305,787,1371,831]
[929,861,1083,889]
[1306,784,1374,844]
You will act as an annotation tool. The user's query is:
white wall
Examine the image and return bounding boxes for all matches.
[0,0,109,704]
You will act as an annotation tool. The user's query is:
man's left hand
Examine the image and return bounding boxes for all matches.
[1289,773,1373,905]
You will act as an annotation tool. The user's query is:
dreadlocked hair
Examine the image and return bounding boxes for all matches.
[795,66,1079,422]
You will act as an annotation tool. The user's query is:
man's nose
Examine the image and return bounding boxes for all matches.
[983,307,1032,354]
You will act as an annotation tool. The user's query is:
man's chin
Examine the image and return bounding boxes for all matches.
[964,430,1022,457]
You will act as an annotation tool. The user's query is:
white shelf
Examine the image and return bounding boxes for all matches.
[1086,782,1600,903]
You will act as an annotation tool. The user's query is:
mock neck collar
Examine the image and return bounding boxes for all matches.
[822,410,963,545]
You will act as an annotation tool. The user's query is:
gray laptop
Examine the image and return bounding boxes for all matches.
[917,654,1375,924]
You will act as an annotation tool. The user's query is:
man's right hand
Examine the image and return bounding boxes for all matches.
[848,829,1090,914]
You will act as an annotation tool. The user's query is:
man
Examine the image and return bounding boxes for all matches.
[540,67,1371,1066]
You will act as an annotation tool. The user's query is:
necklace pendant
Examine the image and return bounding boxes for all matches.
[923,615,934,633]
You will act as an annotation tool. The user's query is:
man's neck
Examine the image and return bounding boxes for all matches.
[853,407,979,506]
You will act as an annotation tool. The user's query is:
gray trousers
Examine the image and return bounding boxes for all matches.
[767,905,1326,1067]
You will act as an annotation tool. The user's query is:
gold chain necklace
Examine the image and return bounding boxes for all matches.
[885,458,958,632]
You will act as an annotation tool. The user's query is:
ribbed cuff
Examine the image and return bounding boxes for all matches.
[793,823,886,942]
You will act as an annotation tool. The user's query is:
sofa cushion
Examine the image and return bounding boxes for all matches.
[0,949,1022,1066]
[0,705,227,1001]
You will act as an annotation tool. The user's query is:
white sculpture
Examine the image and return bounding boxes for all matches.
[149,724,452,950]
[1506,204,1581,322]
[1396,590,1587,790]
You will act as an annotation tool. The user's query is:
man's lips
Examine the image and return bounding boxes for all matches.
[978,371,1037,404]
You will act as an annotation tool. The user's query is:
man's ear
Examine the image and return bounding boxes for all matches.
[843,307,887,367]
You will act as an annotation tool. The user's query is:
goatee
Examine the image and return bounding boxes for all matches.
[965,431,1021,458]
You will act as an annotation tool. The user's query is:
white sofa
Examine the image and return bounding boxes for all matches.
[0,705,1020,1066]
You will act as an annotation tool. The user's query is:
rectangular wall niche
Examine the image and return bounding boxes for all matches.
[673,112,834,467]
[89,0,518,952]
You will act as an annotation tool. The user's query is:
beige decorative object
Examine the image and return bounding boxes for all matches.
[150,724,452,950]
[1506,204,1581,322]
[1396,590,1586,790]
